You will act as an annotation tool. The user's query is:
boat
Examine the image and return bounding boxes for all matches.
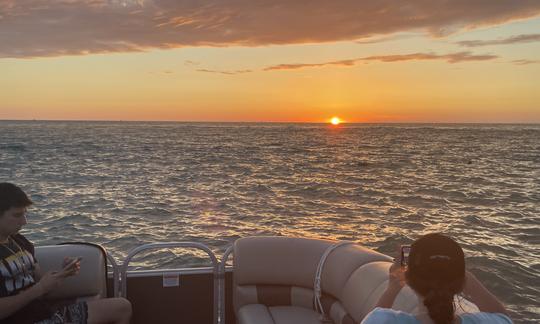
[35,236,478,324]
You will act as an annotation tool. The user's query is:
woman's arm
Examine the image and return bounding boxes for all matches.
[463,271,509,316]
[374,280,403,309]
[374,260,405,308]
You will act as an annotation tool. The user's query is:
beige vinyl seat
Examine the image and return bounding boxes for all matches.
[35,243,108,301]
[233,236,478,324]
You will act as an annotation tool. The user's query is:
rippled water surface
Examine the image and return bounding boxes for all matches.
[1,121,539,322]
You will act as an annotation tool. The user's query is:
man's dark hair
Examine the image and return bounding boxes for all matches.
[0,183,33,215]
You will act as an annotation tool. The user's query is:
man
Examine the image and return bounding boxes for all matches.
[0,183,132,324]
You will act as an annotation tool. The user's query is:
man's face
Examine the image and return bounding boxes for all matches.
[0,207,28,237]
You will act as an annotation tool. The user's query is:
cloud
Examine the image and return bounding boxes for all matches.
[363,52,498,63]
[184,60,201,66]
[457,34,540,47]
[263,59,357,71]
[196,68,252,75]
[512,59,540,65]
[1,0,540,58]
[263,51,498,71]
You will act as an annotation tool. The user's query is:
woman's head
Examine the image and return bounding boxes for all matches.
[405,233,465,324]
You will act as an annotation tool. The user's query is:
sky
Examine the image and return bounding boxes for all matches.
[1,0,539,123]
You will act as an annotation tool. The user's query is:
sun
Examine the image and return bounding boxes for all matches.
[330,117,341,125]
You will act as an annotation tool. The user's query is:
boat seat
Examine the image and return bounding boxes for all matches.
[35,243,108,301]
[233,236,396,324]
[238,304,322,324]
[233,236,479,324]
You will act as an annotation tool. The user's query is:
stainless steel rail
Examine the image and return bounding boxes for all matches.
[218,246,234,324]
[119,242,220,324]
[105,252,121,297]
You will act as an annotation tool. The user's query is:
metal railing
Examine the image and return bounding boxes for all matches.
[119,242,220,324]
[105,252,121,298]
[218,246,234,324]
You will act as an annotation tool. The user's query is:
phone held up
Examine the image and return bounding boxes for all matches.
[401,246,411,267]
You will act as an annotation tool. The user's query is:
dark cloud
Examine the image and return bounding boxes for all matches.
[457,34,540,47]
[263,52,498,71]
[2,0,539,58]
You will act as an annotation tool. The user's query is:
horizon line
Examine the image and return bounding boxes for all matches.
[1,119,539,125]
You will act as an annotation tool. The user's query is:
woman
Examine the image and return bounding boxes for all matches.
[361,233,512,324]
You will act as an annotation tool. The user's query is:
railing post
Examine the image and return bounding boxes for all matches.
[119,242,220,324]
[218,246,234,324]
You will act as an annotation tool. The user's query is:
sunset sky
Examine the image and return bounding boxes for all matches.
[1,1,539,123]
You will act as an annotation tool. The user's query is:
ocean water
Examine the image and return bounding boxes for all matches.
[0,121,538,322]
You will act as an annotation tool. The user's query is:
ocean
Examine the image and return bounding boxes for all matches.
[1,121,538,322]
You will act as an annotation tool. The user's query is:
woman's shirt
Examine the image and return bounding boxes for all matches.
[361,307,513,324]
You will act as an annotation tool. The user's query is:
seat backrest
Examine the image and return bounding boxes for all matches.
[233,236,395,324]
[233,236,329,312]
[35,243,108,300]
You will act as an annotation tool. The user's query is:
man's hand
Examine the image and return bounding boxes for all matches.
[35,271,68,296]
[60,257,81,277]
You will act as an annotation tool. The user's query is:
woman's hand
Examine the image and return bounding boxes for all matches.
[372,248,407,309]
[389,249,406,289]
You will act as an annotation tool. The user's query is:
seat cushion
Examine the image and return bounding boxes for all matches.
[238,304,275,324]
[238,304,323,324]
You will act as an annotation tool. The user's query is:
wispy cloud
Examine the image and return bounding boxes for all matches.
[1,1,540,58]
[184,60,201,66]
[196,69,252,75]
[263,59,358,71]
[512,59,540,65]
[355,33,420,44]
[264,52,498,71]
[457,34,540,47]
[363,52,498,63]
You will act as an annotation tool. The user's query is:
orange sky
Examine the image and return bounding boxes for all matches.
[1,1,539,123]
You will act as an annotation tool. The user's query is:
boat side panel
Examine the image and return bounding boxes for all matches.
[106,271,236,324]
[127,273,214,324]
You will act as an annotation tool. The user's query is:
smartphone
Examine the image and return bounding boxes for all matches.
[63,257,83,271]
[401,246,411,267]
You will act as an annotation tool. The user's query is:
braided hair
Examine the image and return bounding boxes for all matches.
[405,233,465,324]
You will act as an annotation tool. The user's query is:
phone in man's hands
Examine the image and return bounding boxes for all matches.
[401,246,411,267]
[62,256,83,271]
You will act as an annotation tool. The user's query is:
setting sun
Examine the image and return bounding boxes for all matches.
[330,117,341,125]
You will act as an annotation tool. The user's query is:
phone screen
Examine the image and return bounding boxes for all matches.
[401,246,411,266]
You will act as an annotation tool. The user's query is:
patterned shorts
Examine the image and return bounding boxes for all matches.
[34,301,88,324]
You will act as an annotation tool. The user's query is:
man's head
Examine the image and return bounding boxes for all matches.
[0,183,33,237]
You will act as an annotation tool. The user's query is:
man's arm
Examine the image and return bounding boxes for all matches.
[0,267,74,320]
[34,263,44,280]
[0,283,44,319]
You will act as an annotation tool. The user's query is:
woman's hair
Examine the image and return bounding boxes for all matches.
[405,233,465,324]
[0,183,33,215]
